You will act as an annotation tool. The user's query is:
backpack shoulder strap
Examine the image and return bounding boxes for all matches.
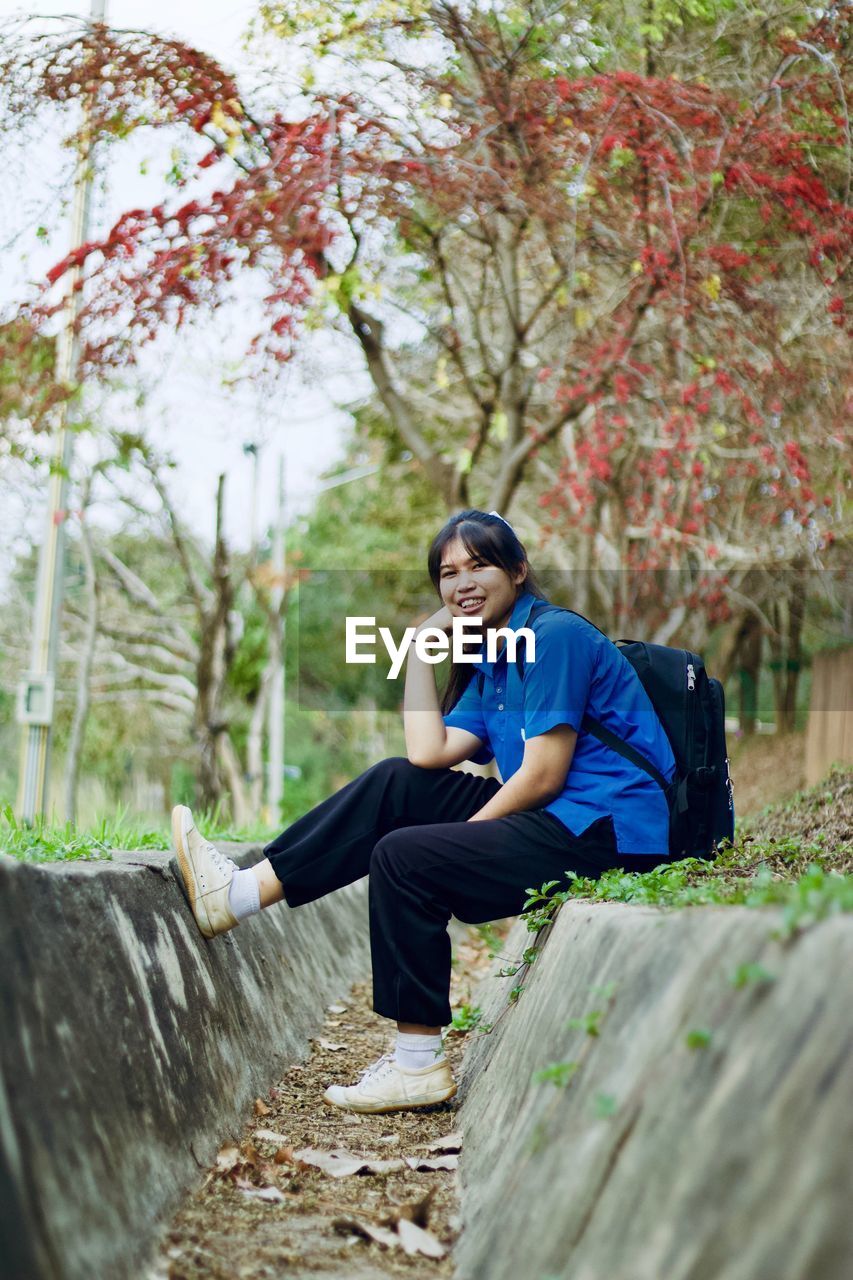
[579,715,671,792]
[517,601,671,794]
[478,598,562,693]
[514,600,606,680]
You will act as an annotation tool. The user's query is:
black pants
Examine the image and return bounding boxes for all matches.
[264,757,632,1027]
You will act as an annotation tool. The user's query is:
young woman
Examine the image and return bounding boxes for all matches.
[172,509,676,1114]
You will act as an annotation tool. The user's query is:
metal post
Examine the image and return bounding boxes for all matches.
[266,455,286,821]
[16,0,107,821]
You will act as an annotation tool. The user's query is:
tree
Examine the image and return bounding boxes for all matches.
[62,466,101,821]
[0,517,194,818]
[1,2,848,530]
[0,320,58,459]
[99,453,246,814]
[1,0,849,758]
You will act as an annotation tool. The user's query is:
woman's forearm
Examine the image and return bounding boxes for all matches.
[403,631,449,766]
[468,769,559,822]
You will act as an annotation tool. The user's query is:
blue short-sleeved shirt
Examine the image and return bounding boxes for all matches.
[443,590,676,856]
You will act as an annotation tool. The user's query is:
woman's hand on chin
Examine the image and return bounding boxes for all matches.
[413,605,455,636]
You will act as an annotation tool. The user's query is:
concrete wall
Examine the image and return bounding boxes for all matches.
[0,848,370,1280]
[806,647,853,785]
[456,901,853,1280]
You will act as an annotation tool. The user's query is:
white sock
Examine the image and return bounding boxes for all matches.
[227,867,261,921]
[395,1032,445,1070]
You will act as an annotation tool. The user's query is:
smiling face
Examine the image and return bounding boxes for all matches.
[438,536,527,632]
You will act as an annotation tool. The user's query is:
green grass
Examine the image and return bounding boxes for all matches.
[522,851,853,943]
[0,804,275,865]
[519,767,852,938]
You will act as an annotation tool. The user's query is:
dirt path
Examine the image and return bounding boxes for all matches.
[151,926,503,1280]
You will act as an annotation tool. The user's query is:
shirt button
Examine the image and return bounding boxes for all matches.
[496,686,503,693]
[498,703,504,711]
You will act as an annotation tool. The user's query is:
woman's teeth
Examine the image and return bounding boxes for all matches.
[459,598,485,611]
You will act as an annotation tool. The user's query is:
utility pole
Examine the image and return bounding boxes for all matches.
[16,0,107,821]
[266,455,286,822]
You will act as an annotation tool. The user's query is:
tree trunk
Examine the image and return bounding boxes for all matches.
[193,475,234,812]
[63,481,98,823]
[246,665,273,818]
[768,568,806,736]
[738,614,763,738]
[718,605,764,737]
[219,732,249,827]
[265,612,285,823]
[193,708,223,813]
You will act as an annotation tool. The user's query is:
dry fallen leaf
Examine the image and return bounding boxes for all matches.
[425,1132,462,1153]
[397,1219,447,1259]
[253,1098,272,1118]
[238,1184,286,1204]
[214,1145,241,1175]
[315,1039,346,1051]
[390,1187,435,1229]
[240,1141,261,1168]
[253,1129,291,1146]
[253,1130,310,1170]
[404,1154,459,1172]
[333,1213,446,1258]
[332,1216,399,1249]
[293,1147,406,1178]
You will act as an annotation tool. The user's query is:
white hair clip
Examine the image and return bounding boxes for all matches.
[488,510,516,532]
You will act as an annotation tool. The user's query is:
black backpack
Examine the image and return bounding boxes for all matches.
[482,600,735,860]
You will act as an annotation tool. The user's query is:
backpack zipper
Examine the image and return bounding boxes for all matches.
[684,654,696,770]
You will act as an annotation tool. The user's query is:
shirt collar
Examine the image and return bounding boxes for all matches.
[475,589,540,675]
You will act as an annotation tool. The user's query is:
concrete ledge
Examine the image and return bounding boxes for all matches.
[456,901,853,1280]
[0,848,370,1280]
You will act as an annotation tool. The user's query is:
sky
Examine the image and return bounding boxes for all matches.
[0,0,372,571]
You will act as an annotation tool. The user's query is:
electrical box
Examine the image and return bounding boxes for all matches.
[16,675,56,727]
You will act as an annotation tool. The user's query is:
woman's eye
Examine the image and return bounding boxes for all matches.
[442,562,488,577]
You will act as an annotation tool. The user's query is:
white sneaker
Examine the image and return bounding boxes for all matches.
[171,805,239,939]
[323,1053,457,1115]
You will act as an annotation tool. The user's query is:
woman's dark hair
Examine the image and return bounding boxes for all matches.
[427,509,546,715]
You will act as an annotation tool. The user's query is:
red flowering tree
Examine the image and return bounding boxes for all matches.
[1,1,849,639]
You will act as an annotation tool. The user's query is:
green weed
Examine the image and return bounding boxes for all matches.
[730,962,776,989]
[566,1009,605,1037]
[518,855,853,939]
[475,922,502,955]
[450,1004,483,1033]
[589,981,618,1001]
[532,1061,580,1087]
